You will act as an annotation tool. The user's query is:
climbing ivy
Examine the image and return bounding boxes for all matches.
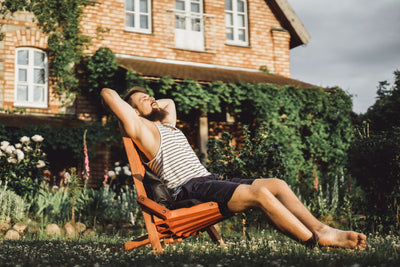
[0,0,93,102]
[122,70,354,195]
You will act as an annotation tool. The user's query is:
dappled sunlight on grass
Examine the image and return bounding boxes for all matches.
[1,231,400,266]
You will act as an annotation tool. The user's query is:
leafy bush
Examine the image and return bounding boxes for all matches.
[0,182,27,224]
[207,124,285,180]
[349,126,400,231]
[0,135,48,199]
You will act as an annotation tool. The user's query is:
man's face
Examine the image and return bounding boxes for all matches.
[130,92,168,122]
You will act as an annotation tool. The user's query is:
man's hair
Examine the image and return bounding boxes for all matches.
[123,86,148,107]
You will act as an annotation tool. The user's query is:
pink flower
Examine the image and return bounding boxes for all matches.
[83,130,90,181]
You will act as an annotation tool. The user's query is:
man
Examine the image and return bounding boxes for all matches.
[101,86,367,249]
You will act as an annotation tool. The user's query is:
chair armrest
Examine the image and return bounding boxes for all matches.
[137,195,171,219]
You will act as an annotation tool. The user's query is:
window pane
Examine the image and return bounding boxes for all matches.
[34,86,44,102]
[238,29,245,41]
[18,50,28,65]
[17,86,28,101]
[237,0,244,12]
[18,69,27,82]
[34,69,45,84]
[126,14,135,27]
[191,3,200,13]
[225,13,233,26]
[175,15,186,29]
[191,18,201,31]
[226,28,233,40]
[140,0,148,12]
[34,51,45,67]
[175,0,185,10]
[140,15,148,29]
[126,0,134,11]
[238,14,245,27]
[225,0,232,11]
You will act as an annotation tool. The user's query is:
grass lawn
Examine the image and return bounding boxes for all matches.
[0,230,399,266]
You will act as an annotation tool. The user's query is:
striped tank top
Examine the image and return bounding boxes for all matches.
[145,123,211,193]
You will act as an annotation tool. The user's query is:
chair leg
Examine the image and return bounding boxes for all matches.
[142,211,164,254]
[206,225,224,245]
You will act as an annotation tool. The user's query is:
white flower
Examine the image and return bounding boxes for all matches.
[107,170,116,178]
[7,157,17,164]
[123,166,132,176]
[36,160,46,168]
[5,145,15,154]
[15,143,22,149]
[20,136,30,144]
[31,135,44,142]
[1,141,10,150]
[23,146,33,152]
[115,166,122,174]
[64,172,71,183]
[15,149,24,162]
[0,151,3,157]
[114,161,120,166]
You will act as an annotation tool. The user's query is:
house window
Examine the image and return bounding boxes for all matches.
[225,0,249,46]
[15,48,48,108]
[125,0,152,33]
[174,0,205,51]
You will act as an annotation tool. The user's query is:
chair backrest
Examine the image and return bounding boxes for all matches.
[122,136,147,198]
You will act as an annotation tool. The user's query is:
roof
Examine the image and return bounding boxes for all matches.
[268,0,311,48]
[117,57,315,88]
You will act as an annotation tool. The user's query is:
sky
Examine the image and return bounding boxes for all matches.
[286,0,400,114]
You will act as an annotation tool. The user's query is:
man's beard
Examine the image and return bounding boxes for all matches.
[141,108,169,122]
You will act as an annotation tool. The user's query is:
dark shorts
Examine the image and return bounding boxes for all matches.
[176,174,255,217]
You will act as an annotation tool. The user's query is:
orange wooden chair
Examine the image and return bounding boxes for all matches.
[122,136,228,254]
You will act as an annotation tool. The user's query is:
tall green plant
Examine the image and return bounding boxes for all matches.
[0,182,27,223]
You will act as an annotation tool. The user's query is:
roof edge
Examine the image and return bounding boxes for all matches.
[268,0,311,48]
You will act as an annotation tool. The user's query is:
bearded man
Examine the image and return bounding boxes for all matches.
[101,86,367,249]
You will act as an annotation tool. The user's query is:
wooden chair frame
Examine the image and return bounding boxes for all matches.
[122,136,227,254]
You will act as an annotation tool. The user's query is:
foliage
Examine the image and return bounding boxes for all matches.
[75,185,140,227]
[0,120,120,160]
[29,183,140,227]
[0,135,48,199]
[350,70,400,232]
[31,185,72,224]
[0,182,27,224]
[207,124,285,180]
[349,126,400,232]
[362,70,400,131]
[0,0,94,102]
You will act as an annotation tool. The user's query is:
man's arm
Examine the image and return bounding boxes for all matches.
[157,99,177,126]
[101,88,144,139]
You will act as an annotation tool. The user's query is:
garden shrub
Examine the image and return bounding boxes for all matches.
[0,135,48,199]
[0,182,27,223]
[349,127,400,231]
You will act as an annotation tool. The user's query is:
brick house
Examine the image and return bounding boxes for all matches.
[0,0,311,186]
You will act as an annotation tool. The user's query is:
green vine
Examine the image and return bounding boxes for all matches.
[0,0,94,103]
[122,68,354,194]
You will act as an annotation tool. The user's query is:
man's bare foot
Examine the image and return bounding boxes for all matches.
[315,226,367,249]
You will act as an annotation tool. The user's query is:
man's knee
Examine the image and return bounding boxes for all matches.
[228,185,273,211]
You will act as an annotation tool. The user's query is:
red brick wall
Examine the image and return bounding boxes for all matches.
[81,0,291,76]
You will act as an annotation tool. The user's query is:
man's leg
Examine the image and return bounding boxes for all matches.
[227,179,367,248]
[227,183,314,243]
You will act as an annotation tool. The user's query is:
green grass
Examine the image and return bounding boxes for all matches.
[1,230,399,266]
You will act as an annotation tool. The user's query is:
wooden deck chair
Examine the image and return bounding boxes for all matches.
[122,136,228,254]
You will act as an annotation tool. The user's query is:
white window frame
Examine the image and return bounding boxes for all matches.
[125,0,152,34]
[174,0,205,51]
[14,47,48,108]
[225,0,249,46]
